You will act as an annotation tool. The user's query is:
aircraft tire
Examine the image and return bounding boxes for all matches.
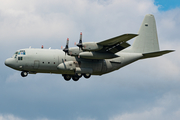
[72,76,79,81]
[64,75,71,81]
[76,73,82,78]
[83,73,91,79]
[21,71,28,77]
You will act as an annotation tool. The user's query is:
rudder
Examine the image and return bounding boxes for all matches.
[131,14,160,53]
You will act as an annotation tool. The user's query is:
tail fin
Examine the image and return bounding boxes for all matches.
[131,14,159,53]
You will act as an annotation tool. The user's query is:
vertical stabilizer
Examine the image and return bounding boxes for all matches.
[131,14,159,53]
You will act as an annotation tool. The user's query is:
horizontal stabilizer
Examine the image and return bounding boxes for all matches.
[141,50,175,59]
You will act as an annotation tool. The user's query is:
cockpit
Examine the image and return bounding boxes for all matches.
[12,50,26,59]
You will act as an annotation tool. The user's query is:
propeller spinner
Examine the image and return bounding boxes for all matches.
[63,38,69,55]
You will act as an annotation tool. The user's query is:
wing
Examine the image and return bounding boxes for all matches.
[97,34,138,53]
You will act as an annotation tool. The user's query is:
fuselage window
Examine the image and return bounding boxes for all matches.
[18,57,23,60]
[48,62,50,64]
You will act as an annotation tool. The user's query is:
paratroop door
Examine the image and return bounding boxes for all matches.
[34,61,40,69]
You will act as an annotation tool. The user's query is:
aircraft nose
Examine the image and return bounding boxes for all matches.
[5,58,13,67]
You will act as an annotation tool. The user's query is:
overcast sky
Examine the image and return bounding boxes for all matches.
[0,0,180,120]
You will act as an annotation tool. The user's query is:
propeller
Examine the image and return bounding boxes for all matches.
[63,38,69,55]
[76,32,83,50]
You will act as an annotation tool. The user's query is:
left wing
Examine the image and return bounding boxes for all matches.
[97,34,138,53]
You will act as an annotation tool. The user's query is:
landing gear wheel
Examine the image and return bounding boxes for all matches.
[72,76,79,81]
[63,75,71,81]
[83,73,91,79]
[21,71,28,77]
[76,73,82,78]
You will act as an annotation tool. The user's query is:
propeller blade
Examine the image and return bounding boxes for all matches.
[77,32,83,50]
[66,38,69,46]
[63,38,69,55]
[80,32,82,42]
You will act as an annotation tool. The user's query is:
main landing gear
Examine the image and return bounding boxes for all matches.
[21,71,28,77]
[62,73,91,81]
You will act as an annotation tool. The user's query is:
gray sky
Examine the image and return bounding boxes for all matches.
[0,0,180,120]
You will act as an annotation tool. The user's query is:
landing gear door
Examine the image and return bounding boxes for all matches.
[34,60,40,69]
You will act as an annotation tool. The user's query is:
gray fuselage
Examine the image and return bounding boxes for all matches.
[5,48,143,76]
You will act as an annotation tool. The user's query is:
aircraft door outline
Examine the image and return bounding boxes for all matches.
[34,60,40,69]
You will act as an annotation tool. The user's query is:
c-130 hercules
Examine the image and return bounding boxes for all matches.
[5,14,174,81]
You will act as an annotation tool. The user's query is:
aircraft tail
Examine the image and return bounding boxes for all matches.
[131,14,160,53]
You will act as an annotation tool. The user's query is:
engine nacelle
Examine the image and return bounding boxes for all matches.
[79,52,119,59]
[82,42,103,51]
[68,47,83,56]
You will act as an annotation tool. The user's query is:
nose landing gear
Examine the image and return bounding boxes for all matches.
[21,71,28,77]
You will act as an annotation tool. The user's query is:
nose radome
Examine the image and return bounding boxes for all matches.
[5,58,13,67]
[5,59,8,66]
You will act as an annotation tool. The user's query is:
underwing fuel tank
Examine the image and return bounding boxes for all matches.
[79,52,119,59]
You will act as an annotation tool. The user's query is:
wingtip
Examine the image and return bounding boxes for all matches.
[126,33,138,36]
[169,50,175,52]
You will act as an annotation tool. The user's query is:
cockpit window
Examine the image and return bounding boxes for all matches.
[12,50,26,58]
[15,51,18,55]
[18,50,26,55]
[12,51,18,58]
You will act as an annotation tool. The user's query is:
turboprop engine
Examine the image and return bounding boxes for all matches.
[79,51,119,59]
[62,33,104,56]
[68,42,103,56]
[82,42,103,51]
[75,32,103,51]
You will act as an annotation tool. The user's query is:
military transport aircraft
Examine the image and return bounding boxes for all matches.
[5,14,174,81]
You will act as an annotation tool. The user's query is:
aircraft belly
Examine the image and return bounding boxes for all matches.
[100,58,122,75]
[98,53,143,75]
